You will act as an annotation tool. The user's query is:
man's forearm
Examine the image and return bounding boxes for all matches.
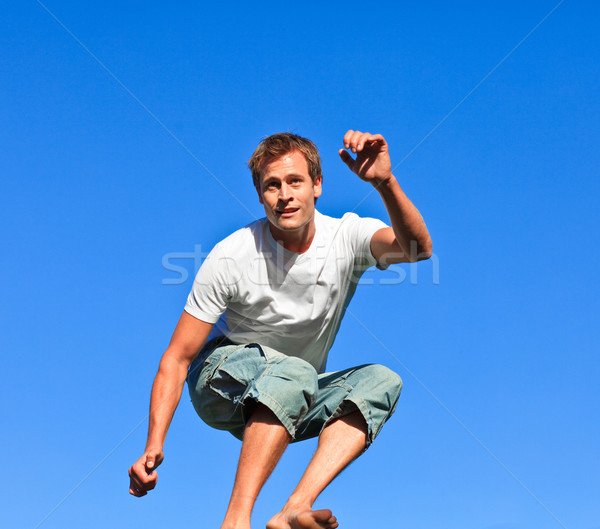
[145,352,190,450]
[376,175,432,260]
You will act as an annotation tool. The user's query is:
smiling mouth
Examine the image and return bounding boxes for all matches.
[277,208,299,216]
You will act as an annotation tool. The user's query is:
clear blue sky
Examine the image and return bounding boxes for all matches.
[2,2,598,528]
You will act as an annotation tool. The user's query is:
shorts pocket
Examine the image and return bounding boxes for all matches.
[195,346,237,388]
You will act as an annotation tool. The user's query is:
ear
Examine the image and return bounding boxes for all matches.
[256,185,264,205]
[313,176,323,198]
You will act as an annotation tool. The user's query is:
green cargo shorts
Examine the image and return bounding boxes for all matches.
[187,338,402,447]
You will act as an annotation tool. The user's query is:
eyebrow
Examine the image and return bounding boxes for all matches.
[263,173,307,183]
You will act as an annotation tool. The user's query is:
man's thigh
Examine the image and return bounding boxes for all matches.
[293,364,403,447]
[187,340,319,440]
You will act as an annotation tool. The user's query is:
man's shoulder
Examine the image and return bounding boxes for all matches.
[316,210,371,233]
[213,217,267,255]
[316,210,388,250]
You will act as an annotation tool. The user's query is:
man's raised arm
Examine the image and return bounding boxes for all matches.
[339,129,432,265]
[128,311,213,497]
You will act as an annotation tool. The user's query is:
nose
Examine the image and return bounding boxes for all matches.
[279,183,292,201]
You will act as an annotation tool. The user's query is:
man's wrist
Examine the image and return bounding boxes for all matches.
[145,439,164,452]
[371,173,397,190]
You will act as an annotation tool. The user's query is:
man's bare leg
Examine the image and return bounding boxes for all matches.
[266,410,368,529]
[221,404,292,529]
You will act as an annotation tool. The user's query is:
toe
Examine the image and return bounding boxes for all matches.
[313,509,333,522]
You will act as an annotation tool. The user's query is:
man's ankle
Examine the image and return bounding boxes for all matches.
[221,517,251,529]
[281,495,313,512]
[221,507,252,529]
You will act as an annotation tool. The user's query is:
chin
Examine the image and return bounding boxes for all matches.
[275,221,302,231]
[270,216,306,232]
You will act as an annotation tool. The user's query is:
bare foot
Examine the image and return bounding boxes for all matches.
[266,506,339,529]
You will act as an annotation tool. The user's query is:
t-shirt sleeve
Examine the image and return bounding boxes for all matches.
[184,243,234,323]
[343,212,389,269]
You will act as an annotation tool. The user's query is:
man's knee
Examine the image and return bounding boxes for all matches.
[363,363,401,391]
[350,364,402,445]
[349,364,402,415]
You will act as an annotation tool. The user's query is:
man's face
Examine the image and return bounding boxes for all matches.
[256,150,322,236]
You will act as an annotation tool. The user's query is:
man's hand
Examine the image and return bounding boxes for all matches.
[339,130,393,185]
[128,447,164,497]
[339,129,432,263]
[127,313,213,498]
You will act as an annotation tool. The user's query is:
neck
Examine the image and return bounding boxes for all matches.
[269,218,316,254]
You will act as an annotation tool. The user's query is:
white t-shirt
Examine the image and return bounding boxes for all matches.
[184,210,387,373]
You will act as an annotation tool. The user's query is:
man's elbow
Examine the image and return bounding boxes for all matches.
[159,344,196,373]
[407,238,432,262]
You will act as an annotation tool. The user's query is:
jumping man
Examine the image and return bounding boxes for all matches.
[128,130,432,529]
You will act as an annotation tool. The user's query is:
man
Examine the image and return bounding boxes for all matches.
[129,130,432,529]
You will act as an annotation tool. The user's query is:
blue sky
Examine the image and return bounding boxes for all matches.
[1,1,599,528]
